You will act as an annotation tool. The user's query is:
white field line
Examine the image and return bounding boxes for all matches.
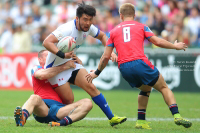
[1,117,200,121]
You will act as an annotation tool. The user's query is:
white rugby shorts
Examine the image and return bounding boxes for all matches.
[48,63,84,87]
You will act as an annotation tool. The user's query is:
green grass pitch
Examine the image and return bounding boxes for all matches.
[0,89,200,133]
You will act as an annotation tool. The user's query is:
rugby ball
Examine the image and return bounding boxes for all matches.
[57,36,76,53]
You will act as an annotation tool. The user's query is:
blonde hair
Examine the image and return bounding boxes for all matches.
[119,3,135,18]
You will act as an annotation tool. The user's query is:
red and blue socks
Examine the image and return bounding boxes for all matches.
[169,104,179,115]
[57,116,72,126]
[22,109,30,120]
[138,109,146,120]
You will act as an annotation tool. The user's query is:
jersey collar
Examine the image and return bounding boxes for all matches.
[74,19,78,29]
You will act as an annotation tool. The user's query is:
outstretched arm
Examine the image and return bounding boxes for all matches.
[34,60,76,80]
[97,46,113,71]
[85,46,114,83]
[149,36,188,50]
[96,31,118,62]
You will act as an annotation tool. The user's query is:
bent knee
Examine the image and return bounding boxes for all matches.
[68,99,74,104]
[29,94,42,104]
[29,94,41,100]
[155,83,169,92]
[85,83,96,91]
[82,98,93,111]
[153,74,168,89]
[64,97,74,105]
[84,83,100,97]
[139,91,151,97]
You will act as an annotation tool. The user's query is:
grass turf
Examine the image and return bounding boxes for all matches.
[0,89,199,133]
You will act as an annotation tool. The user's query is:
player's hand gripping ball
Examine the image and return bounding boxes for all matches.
[57,36,76,53]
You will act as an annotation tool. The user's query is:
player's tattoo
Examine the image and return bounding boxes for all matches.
[99,60,105,70]
[68,107,77,115]
[99,58,109,71]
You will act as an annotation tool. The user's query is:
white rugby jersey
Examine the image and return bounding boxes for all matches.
[45,19,100,68]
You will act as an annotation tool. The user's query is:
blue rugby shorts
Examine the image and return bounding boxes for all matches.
[33,99,65,123]
[119,59,159,88]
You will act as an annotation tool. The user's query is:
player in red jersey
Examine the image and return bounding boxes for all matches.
[86,3,192,129]
[14,50,93,127]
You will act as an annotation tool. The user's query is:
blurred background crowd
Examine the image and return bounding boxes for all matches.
[0,0,199,54]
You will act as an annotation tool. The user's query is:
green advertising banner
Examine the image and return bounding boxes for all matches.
[77,53,200,92]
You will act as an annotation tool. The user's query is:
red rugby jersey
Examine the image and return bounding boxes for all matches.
[106,20,155,69]
[31,66,63,103]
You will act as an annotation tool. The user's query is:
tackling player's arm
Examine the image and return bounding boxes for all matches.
[96,31,118,62]
[149,36,188,51]
[34,60,76,80]
[72,54,83,65]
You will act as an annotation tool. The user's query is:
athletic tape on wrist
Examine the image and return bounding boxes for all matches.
[94,69,101,76]
[56,50,65,59]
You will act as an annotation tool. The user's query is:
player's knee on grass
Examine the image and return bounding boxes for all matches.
[29,94,42,105]
[82,98,93,112]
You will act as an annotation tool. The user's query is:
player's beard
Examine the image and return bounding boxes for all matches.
[79,20,89,32]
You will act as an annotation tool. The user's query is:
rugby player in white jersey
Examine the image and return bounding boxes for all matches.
[42,1,126,126]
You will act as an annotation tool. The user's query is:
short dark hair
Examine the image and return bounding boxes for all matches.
[38,50,47,58]
[76,1,96,18]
